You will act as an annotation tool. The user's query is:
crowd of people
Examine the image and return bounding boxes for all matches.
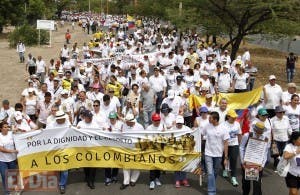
[0,13,299,195]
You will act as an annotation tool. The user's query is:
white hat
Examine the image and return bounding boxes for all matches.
[205,94,213,99]
[269,75,276,80]
[167,90,175,99]
[58,69,64,74]
[201,71,209,76]
[55,111,67,120]
[61,89,69,95]
[15,111,23,121]
[28,88,34,93]
[175,115,184,124]
[125,113,136,122]
[223,64,230,69]
[207,57,213,61]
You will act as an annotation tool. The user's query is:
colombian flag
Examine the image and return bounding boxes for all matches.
[127,15,135,29]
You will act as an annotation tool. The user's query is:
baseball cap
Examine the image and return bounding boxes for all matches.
[175,115,184,124]
[167,90,175,99]
[125,113,136,122]
[258,108,268,116]
[227,109,238,118]
[83,110,93,118]
[287,83,296,88]
[253,122,266,132]
[269,75,276,80]
[151,113,161,121]
[199,106,208,113]
[108,111,117,119]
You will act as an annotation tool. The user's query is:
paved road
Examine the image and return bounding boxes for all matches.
[3,164,288,195]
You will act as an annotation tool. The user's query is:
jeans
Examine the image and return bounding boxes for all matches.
[142,109,154,127]
[155,91,163,113]
[286,68,295,83]
[59,171,68,187]
[19,52,25,62]
[205,155,222,195]
[37,72,45,83]
[247,78,255,91]
[149,170,160,181]
[174,171,187,181]
[274,141,287,168]
[242,168,263,195]
[105,168,118,179]
[0,160,17,195]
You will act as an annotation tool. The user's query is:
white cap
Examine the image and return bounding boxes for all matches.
[61,89,69,95]
[223,64,230,69]
[175,115,184,124]
[201,71,209,76]
[55,110,67,120]
[167,90,175,99]
[28,88,34,93]
[207,57,213,61]
[269,75,276,80]
[125,113,136,122]
[15,111,23,121]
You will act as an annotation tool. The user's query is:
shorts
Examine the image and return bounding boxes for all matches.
[285,172,300,189]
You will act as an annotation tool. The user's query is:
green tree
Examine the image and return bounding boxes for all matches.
[194,0,300,59]
[0,0,25,33]
[26,0,47,24]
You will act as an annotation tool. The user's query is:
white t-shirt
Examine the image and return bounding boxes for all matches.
[233,73,249,90]
[284,105,300,131]
[0,132,17,162]
[104,120,124,132]
[222,121,241,146]
[36,60,46,73]
[146,123,164,131]
[271,116,292,142]
[263,84,283,109]
[162,96,184,116]
[284,143,300,177]
[195,116,209,140]
[77,119,100,129]
[202,123,230,157]
[217,73,232,92]
[161,113,176,129]
[149,75,167,93]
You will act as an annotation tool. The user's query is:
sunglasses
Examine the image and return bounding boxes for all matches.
[93,105,99,107]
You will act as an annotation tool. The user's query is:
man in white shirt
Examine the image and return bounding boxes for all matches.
[281,82,297,105]
[216,65,232,93]
[120,113,144,190]
[36,56,47,83]
[263,75,283,118]
[16,40,25,63]
[149,67,167,112]
[202,111,229,195]
[161,90,184,116]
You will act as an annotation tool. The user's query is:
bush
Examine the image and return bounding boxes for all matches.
[8,24,49,47]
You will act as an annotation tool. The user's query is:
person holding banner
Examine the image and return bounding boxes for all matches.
[173,115,191,188]
[146,113,164,190]
[103,111,123,186]
[0,121,18,195]
[77,110,99,189]
[46,111,71,194]
[202,111,229,195]
[120,113,144,190]
[240,122,269,195]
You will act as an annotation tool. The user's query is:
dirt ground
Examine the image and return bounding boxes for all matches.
[0,23,298,106]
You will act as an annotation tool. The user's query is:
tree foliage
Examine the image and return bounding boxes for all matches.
[0,0,25,33]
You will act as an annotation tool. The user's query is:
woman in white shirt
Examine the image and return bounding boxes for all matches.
[271,106,292,168]
[0,122,18,195]
[283,132,300,195]
[221,110,241,187]
[232,67,249,93]
[284,94,300,132]
[23,88,38,122]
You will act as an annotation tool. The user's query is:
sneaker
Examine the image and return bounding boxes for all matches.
[175,181,181,188]
[60,186,66,194]
[120,184,129,190]
[149,181,155,190]
[231,177,239,187]
[155,178,162,186]
[112,177,118,183]
[222,170,228,178]
[182,179,190,187]
[105,178,112,186]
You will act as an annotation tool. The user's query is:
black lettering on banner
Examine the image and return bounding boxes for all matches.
[95,153,101,161]
[76,153,82,161]
[114,153,121,161]
[139,154,146,163]
[86,152,93,161]
[103,152,110,161]
[133,154,137,162]
[45,157,51,165]
[159,156,166,163]
[149,154,156,163]
[124,154,130,162]
[54,155,61,164]
[169,156,175,164]
[31,159,38,168]
[63,155,69,164]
